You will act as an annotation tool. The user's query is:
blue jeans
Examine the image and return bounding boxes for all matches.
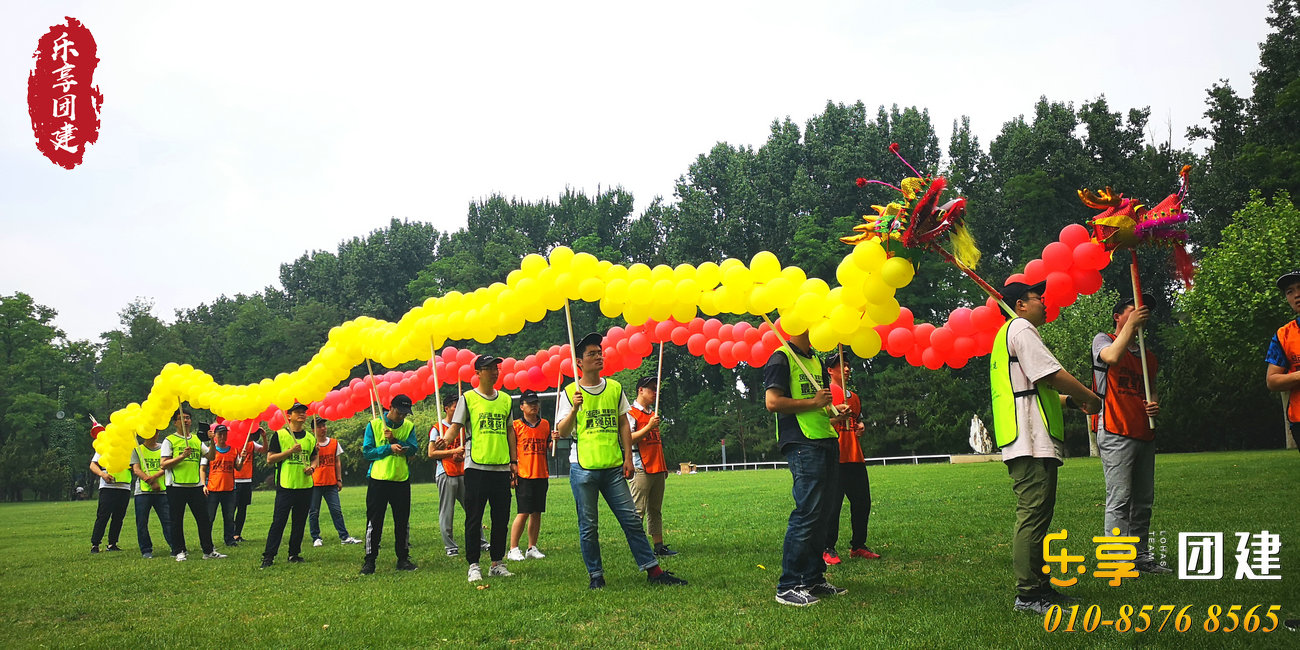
[569,464,658,578]
[134,492,175,555]
[779,443,836,590]
[310,485,350,541]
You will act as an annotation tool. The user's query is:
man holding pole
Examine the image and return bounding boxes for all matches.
[231,427,264,543]
[627,375,676,557]
[443,355,516,582]
[429,391,467,557]
[507,389,551,562]
[309,418,362,547]
[360,394,420,575]
[130,433,175,558]
[555,332,687,589]
[764,327,847,607]
[990,281,1101,614]
[1266,270,1300,446]
[160,408,223,561]
[1092,293,1167,574]
[261,403,318,568]
[821,353,880,564]
[201,424,242,548]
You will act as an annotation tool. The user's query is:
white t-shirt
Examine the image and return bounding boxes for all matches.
[999,319,1065,463]
[452,388,512,472]
[91,452,131,491]
[555,378,631,466]
[160,434,210,487]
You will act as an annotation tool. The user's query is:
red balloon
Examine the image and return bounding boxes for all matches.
[718,324,734,341]
[953,336,976,359]
[974,330,996,355]
[687,318,705,335]
[670,325,691,346]
[1045,271,1075,302]
[628,332,653,357]
[469,375,480,389]
[761,330,779,350]
[1045,305,1061,323]
[456,349,475,366]
[703,318,723,338]
[441,346,458,363]
[1071,267,1104,295]
[742,328,761,345]
[1004,273,1028,286]
[687,333,707,356]
[500,358,517,375]
[929,327,955,355]
[502,372,518,391]
[268,411,286,431]
[904,346,923,367]
[913,323,936,348]
[887,327,915,355]
[750,345,772,366]
[732,340,751,363]
[704,338,722,360]
[1023,259,1047,284]
[1059,223,1091,248]
[947,308,974,336]
[548,344,562,357]
[948,354,969,369]
[719,341,736,367]
[894,307,915,329]
[560,357,574,378]
[457,365,473,383]
[654,320,676,342]
[733,321,753,338]
[921,347,945,370]
[513,370,528,389]
[616,339,632,360]
[527,366,545,388]
[1043,242,1073,272]
[535,349,552,367]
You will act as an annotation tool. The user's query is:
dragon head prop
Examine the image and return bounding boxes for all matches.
[1078,165,1194,287]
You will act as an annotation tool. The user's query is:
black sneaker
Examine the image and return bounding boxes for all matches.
[396,558,418,571]
[776,588,819,607]
[260,558,274,569]
[105,544,122,552]
[1013,595,1054,614]
[90,545,100,554]
[1135,560,1173,575]
[654,543,678,557]
[287,555,304,564]
[141,552,153,559]
[1042,588,1079,604]
[589,575,605,590]
[360,560,376,575]
[648,570,688,586]
[806,581,848,596]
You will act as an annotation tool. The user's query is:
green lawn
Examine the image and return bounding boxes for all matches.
[1,451,1296,648]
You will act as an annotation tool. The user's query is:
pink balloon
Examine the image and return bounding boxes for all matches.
[1059,223,1091,248]
[947,308,974,337]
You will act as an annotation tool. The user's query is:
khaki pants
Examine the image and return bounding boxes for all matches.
[630,470,667,541]
[1007,456,1058,597]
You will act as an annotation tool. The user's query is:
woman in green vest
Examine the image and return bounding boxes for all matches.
[260,402,318,569]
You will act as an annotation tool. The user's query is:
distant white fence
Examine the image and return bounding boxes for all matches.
[692,454,952,472]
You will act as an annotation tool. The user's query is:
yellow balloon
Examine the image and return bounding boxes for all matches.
[880,256,915,289]
[548,246,575,269]
[851,240,887,271]
[808,320,839,352]
[828,304,860,335]
[521,254,548,276]
[579,277,605,302]
[750,251,781,282]
[695,262,722,290]
[850,328,883,358]
[865,296,901,325]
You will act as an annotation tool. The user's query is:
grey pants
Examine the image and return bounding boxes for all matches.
[1098,431,1156,560]
[436,473,466,552]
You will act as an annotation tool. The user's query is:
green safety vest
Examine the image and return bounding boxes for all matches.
[134,444,164,492]
[164,433,203,484]
[368,417,415,481]
[463,390,512,465]
[275,428,316,490]
[566,380,625,470]
[990,318,1064,447]
[775,346,837,440]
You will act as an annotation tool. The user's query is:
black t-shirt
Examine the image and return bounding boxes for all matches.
[763,343,835,452]
[268,430,320,460]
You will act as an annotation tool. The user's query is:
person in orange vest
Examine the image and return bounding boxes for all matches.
[1092,293,1167,574]
[231,427,265,544]
[1266,270,1300,445]
[428,392,467,557]
[309,418,362,547]
[507,389,551,561]
[820,354,880,565]
[200,424,243,548]
[627,376,676,557]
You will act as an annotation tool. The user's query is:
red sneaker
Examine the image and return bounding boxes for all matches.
[822,550,842,565]
[850,548,881,559]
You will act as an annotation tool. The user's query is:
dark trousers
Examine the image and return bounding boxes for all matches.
[824,462,872,550]
[779,443,837,591]
[263,487,312,560]
[168,485,214,555]
[234,482,252,538]
[463,468,511,565]
[1008,456,1059,597]
[364,478,411,562]
[206,490,237,545]
[91,488,131,546]
[134,492,175,555]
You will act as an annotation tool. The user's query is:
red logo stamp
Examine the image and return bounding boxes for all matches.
[27,17,103,170]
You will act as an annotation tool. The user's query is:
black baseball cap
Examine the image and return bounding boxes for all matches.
[1002,280,1047,305]
[1113,293,1156,315]
[474,355,504,370]
[520,389,540,404]
[636,375,658,390]
[576,332,604,357]
[311,418,327,429]
[390,394,413,415]
[213,424,229,433]
[287,402,308,413]
[822,353,846,368]
[441,389,459,406]
[1277,270,1300,291]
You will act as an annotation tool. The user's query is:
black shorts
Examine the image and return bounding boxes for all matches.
[235,482,253,506]
[515,477,548,513]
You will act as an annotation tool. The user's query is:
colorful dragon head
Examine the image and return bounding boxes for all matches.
[1078,165,1194,287]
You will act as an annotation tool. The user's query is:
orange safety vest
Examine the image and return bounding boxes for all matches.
[831,384,865,463]
[628,406,667,474]
[433,422,464,477]
[513,418,551,480]
[1092,333,1158,441]
[1278,320,1300,423]
[206,448,237,492]
[313,438,340,487]
[234,435,256,480]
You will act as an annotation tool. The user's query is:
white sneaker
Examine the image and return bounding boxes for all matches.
[175,551,187,562]
[489,563,514,577]
[313,539,324,547]
[342,536,362,545]
[468,563,482,582]
[507,547,526,561]
[525,546,546,559]
[202,551,227,559]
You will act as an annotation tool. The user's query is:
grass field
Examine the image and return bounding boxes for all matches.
[1,450,1297,649]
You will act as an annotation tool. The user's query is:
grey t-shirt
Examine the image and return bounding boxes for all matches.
[999,319,1065,463]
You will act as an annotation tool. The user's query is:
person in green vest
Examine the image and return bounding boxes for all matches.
[130,433,176,558]
[764,329,849,607]
[160,408,223,561]
[990,281,1101,615]
[260,403,319,569]
[555,332,688,590]
[442,355,517,582]
[89,448,133,553]
[360,393,421,575]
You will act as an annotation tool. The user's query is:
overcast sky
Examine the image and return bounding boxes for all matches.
[0,0,1274,343]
